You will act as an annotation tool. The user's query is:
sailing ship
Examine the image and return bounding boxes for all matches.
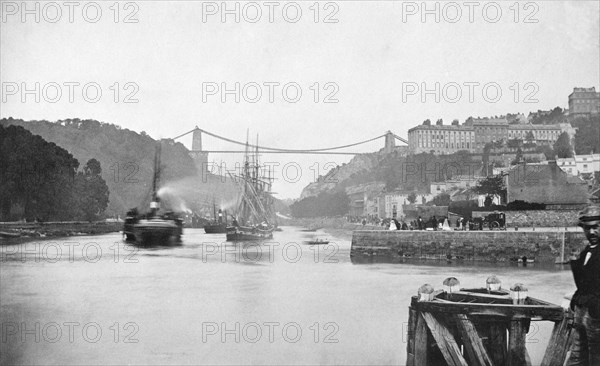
[225,134,276,241]
[203,201,227,234]
[123,142,183,245]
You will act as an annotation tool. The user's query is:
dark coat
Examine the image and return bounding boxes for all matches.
[571,244,600,318]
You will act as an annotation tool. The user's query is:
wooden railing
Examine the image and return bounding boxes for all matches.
[406,277,573,366]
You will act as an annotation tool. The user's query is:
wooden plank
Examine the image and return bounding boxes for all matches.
[454,314,494,366]
[508,319,528,366]
[486,322,508,365]
[541,313,573,366]
[414,301,564,321]
[461,288,510,295]
[444,291,513,304]
[442,289,557,306]
[406,308,418,366]
[414,312,429,366]
[421,312,468,366]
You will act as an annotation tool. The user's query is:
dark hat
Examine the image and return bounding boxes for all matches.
[579,205,600,226]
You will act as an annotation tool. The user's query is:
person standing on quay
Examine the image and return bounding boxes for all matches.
[567,205,600,365]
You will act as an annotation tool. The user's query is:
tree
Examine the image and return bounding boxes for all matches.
[508,139,522,149]
[84,158,102,176]
[407,192,417,204]
[473,175,506,205]
[436,119,443,126]
[538,145,555,160]
[289,191,349,218]
[0,125,80,221]
[512,148,523,165]
[451,119,459,126]
[530,107,565,125]
[74,159,109,222]
[525,131,535,143]
[553,132,573,158]
[573,115,600,154]
[428,193,451,206]
[423,119,431,126]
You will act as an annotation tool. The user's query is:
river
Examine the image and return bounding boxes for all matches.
[0,227,576,365]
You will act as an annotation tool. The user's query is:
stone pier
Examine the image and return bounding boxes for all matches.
[351,230,587,264]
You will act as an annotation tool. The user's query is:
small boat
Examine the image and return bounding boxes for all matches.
[305,239,329,245]
[300,226,322,232]
[204,202,227,234]
[226,224,274,241]
[204,223,227,234]
[123,143,183,246]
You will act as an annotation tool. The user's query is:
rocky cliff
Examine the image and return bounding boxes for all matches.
[299,153,382,199]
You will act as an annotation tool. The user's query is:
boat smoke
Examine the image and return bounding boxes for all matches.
[156,175,241,214]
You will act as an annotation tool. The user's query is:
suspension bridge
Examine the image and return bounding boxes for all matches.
[166,128,408,208]
[172,127,408,158]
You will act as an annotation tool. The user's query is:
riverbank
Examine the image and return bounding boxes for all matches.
[0,221,122,242]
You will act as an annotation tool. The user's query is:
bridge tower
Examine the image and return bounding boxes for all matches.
[384,130,395,154]
[191,127,209,173]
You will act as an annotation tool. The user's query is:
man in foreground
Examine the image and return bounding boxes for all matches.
[567,205,600,365]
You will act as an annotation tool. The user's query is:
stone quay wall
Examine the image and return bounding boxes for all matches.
[504,210,579,228]
[351,230,587,264]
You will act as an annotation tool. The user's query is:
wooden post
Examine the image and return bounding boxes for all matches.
[454,314,494,366]
[406,306,418,366]
[418,284,435,302]
[486,275,502,292]
[561,231,565,264]
[508,319,529,366]
[508,283,529,365]
[510,283,528,305]
[414,285,434,365]
[487,322,508,365]
[421,312,468,366]
[414,312,430,366]
[541,311,574,366]
[443,277,461,293]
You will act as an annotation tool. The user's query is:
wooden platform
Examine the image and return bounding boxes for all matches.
[406,285,574,366]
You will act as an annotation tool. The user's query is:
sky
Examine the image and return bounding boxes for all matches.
[1,0,599,199]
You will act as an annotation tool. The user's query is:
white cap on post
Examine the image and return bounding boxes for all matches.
[510,283,528,304]
[486,275,502,291]
[418,284,435,302]
[443,277,461,293]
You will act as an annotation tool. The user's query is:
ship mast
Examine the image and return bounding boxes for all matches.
[152,142,161,202]
[243,129,250,223]
[225,129,274,227]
